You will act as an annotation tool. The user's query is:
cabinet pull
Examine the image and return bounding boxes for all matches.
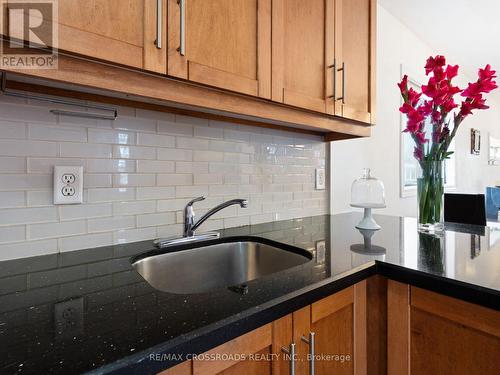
[327,59,336,99]
[281,343,296,375]
[155,0,162,49]
[301,332,316,375]
[337,62,346,104]
[177,0,186,56]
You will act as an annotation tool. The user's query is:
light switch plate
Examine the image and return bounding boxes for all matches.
[315,168,326,190]
[54,166,83,204]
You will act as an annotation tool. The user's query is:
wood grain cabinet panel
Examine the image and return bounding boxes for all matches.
[310,281,367,375]
[1,0,167,73]
[334,0,376,123]
[272,0,335,114]
[167,0,271,98]
[388,281,500,375]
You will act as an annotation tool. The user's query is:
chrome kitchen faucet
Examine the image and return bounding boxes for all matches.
[154,196,248,248]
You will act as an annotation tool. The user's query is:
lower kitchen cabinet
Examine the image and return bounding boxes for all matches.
[387,280,500,375]
[159,280,368,375]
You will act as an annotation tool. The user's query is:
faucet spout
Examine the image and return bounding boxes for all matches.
[184,198,248,237]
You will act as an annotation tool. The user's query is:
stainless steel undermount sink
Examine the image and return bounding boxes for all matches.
[132,239,312,294]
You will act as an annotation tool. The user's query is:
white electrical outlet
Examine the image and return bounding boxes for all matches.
[54,166,83,204]
[315,168,326,190]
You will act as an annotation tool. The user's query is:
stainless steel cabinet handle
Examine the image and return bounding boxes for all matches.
[327,59,336,99]
[155,0,162,49]
[301,332,316,375]
[337,62,346,104]
[177,0,186,56]
[281,343,296,375]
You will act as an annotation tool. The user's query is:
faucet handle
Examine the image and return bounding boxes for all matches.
[186,196,206,207]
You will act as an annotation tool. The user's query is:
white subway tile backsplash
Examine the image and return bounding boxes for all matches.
[58,114,112,129]
[194,174,223,185]
[114,116,156,133]
[28,124,87,142]
[0,174,52,190]
[113,227,157,244]
[137,160,175,173]
[86,159,135,173]
[176,137,209,150]
[175,185,209,198]
[60,142,112,158]
[59,203,112,220]
[87,188,135,203]
[0,140,57,157]
[0,207,57,226]
[193,150,223,162]
[0,225,26,243]
[112,200,156,216]
[136,212,176,227]
[194,126,224,139]
[0,103,54,123]
[0,191,26,208]
[113,173,156,187]
[137,132,175,148]
[28,158,85,174]
[0,96,327,260]
[28,220,87,240]
[136,187,175,200]
[27,191,52,207]
[158,148,192,161]
[58,233,113,252]
[83,173,112,188]
[175,161,208,174]
[158,120,193,136]
[0,120,27,139]
[0,157,26,173]
[88,129,136,145]
[88,216,135,233]
[157,174,192,186]
[113,145,156,160]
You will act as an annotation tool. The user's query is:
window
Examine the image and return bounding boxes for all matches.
[400,76,456,197]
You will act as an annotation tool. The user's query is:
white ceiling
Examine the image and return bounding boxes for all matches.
[379,0,500,89]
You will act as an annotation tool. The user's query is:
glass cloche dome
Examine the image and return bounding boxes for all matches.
[350,169,386,230]
[351,168,386,208]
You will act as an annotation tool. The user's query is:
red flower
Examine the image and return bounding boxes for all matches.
[399,103,413,114]
[398,75,408,97]
[425,55,446,75]
[478,64,496,80]
[418,101,433,116]
[407,87,422,106]
[445,64,459,79]
[415,131,428,144]
[442,99,457,113]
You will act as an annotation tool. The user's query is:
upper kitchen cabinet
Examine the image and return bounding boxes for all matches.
[1,0,167,73]
[167,0,271,99]
[272,0,335,114]
[334,0,376,123]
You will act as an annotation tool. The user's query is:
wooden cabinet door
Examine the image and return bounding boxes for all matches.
[272,0,335,114]
[334,0,375,123]
[1,0,167,72]
[310,282,367,375]
[167,0,271,99]
[388,281,500,375]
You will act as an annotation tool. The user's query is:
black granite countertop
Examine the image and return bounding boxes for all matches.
[0,213,499,374]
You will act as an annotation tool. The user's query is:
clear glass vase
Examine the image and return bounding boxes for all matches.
[417,160,444,232]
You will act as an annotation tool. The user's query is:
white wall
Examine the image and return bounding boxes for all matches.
[331,4,500,217]
[0,96,328,261]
